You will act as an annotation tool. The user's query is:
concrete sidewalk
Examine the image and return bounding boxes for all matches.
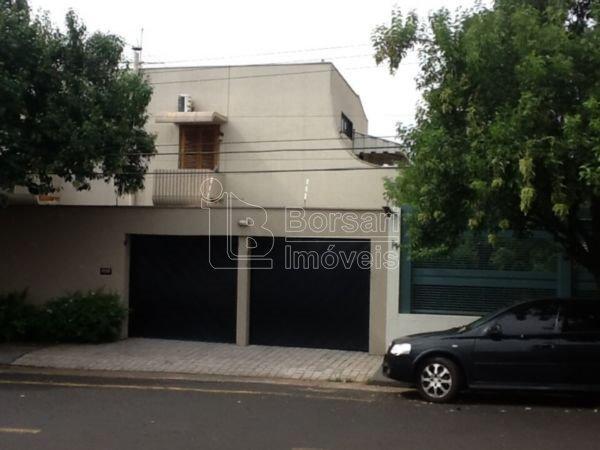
[8,338,382,383]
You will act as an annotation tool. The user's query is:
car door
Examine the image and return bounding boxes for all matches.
[471,300,561,386]
[555,301,600,388]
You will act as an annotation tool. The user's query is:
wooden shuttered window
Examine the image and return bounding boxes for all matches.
[179,125,220,170]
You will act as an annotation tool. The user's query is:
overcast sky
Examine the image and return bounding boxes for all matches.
[30,0,482,138]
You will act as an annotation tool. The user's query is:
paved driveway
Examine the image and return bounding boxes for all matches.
[10,339,382,383]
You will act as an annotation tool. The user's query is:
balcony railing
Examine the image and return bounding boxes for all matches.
[152,169,223,206]
[353,132,407,166]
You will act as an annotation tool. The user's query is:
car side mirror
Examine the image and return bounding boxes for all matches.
[486,323,503,340]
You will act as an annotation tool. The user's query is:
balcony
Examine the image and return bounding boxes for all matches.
[152,169,224,207]
[352,132,408,166]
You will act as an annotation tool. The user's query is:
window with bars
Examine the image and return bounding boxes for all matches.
[341,113,353,139]
[179,125,220,170]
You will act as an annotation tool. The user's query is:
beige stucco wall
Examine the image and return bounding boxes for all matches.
[2,63,407,354]
[0,206,396,354]
[50,63,394,210]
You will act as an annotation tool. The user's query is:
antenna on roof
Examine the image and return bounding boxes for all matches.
[132,27,144,72]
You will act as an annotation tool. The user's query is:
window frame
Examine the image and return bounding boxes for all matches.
[492,300,560,337]
[341,113,353,140]
[178,124,221,170]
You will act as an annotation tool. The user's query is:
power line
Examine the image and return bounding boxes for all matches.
[80,166,399,177]
[146,156,405,163]
[179,156,355,162]
[143,43,372,65]
[144,53,377,71]
[123,145,403,157]
[145,64,399,86]
[143,54,418,74]
[202,157,373,162]
[142,59,417,75]
[153,135,400,147]
[147,67,332,85]
[35,166,399,180]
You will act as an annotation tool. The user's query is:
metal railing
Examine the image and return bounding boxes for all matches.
[152,169,223,206]
[352,132,401,154]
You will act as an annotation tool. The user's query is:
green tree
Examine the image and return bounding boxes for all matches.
[0,0,155,199]
[373,0,600,288]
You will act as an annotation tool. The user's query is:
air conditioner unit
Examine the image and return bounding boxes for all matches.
[177,94,193,112]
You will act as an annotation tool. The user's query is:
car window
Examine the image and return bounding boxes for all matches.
[459,309,501,333]
[560,302,600,334]
[495,301,559,336]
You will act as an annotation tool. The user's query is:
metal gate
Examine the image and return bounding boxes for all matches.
[249,237,371,351]
[399,209,598,315]
[128,235,238,342]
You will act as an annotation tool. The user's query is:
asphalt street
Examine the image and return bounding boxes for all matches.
[1,371,599,450]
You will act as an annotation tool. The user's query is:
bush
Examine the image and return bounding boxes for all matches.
[0,290,36,342]
[38,290,127,343]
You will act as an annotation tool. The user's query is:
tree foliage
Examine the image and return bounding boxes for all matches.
[0,0,155,198]
[373,0,600,286]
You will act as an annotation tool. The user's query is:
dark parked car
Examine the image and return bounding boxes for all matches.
[383,298,600,402]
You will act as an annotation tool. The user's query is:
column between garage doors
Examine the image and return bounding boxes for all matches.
[236,237,251,346]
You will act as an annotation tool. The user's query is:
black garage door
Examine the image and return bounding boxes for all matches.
[250,238,370,351]
[129,235,237,342]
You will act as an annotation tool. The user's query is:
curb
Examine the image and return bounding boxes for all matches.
[0,364,410,393]
[366,365,411,388]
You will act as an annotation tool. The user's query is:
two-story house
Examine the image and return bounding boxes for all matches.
[1,62,451,355]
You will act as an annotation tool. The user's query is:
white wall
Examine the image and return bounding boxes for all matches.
[385,314,479,347]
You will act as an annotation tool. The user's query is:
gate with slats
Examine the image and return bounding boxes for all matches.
[399,209,598,315]
[129,235,238,342]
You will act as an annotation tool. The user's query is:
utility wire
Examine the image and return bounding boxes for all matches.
[143,54,420,73]
[198,157,375,162]
[143,43,372,65]
[147,67,331,85]
[123,145,403,157]
[144,54,377,72]
[143,60,418,74]
[144,62,422,85]
[80,166,399,177]
[35,166,399,180]
[153,135,400,147]
[146,156,405,162]
[146,66,385,86]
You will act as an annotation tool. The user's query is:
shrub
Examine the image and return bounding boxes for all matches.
[37,290,127,343]
[0,290,36,342]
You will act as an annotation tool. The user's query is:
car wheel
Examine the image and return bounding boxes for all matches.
[416,357,461,403]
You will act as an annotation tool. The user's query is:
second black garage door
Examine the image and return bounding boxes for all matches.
[250,238,370,351]
[129,235,238,342]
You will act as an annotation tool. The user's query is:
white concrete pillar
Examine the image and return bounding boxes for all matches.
[369,240,388,354]
[368,213,401,354]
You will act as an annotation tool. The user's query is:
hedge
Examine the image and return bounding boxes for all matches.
[0,290,127,343]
